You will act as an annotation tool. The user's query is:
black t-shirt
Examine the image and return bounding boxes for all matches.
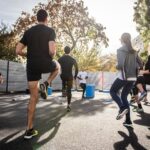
[58,55,78,80]
[144,55,150,84]
[20,24,56,69]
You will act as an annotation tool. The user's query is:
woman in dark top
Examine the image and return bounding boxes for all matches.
[110,33,139,127]
[131,43,150,112]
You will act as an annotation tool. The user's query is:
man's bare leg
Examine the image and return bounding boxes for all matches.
[137,83,147,101]
[137,83,144,93]
[47,61,60,85]
[27,81,39,130]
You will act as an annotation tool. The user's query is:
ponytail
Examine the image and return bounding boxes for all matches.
[121,33,135,52]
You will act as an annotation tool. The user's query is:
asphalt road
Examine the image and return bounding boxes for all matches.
[0,91,150,150]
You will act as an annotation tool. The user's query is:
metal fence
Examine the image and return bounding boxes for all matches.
[0,59,118,93]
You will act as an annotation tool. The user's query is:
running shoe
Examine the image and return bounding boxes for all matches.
[40,82,48,99]
[24,128,38,139]
[139,91,147,101]
[123,121,133,128]
[67,106,71,112]
[132,107,144,113]
[116,108,129,120]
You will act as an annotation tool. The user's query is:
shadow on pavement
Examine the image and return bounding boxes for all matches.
[133,112,150,127]
[0,96,67,150]
[114,127,147,150]
[0,94,112,149]
[69,98,113,117]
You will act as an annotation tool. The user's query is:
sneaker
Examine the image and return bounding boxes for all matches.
[40,82,48,99]
[24,128,38,139]
[67,106,71,112]
[132,107,144,113]
[116,108,128,120]
[123,121,133,128]
[139,91,147,101]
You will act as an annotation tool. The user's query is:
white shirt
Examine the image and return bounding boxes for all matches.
[77,71,88,84]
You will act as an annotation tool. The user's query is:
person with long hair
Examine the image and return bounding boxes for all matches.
[110,33,140,127]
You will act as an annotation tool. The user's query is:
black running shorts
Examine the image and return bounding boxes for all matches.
[27,60,56,81]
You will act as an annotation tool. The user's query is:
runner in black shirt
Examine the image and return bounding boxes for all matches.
[16,9,60,139]
[58,46,78,112]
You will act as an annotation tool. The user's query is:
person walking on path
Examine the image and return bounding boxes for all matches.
[137,43,150,101]
[131,43,150,111]
[16,9,60,139]
[131,76,146,113]
[58,46,78,112]
[77,70,88,99]
[110,33,140,128]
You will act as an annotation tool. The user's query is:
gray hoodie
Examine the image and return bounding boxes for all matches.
[116,44,139,80]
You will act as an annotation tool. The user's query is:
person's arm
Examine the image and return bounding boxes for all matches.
[74,61,78,79]
[139,70,150,75]
[116,49,126,70]
[136,54,144,70]
[77,76,82,80]
[77,72,82,80]
[48,41,56,57]
[48,29,56,58]
[16,30,27,57]
[16,42,26,56]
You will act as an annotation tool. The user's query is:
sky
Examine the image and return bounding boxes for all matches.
[0,0,138,54]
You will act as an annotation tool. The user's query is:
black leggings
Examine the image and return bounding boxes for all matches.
[62,79,73,105]
[80,83,86,98]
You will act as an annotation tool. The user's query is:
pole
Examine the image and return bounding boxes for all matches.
[6,60,9,93]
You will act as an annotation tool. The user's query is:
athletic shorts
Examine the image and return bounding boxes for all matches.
[27,60,57,81]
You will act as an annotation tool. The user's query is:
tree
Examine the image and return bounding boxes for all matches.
[0,22,16,61]
[99,54,116,72]
[14,0,108,49]
[13,0,109,69]
[133,0,150,46]
[73,47,102,71]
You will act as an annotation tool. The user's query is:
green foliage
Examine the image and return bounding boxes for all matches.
[72,48,101,71]
[133,0,150,45]
[99,54,117,72]
[13,0,109,69]
[140,50,148,62]
[0,22,16,61]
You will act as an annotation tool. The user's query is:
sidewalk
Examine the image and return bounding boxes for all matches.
[0,91,150,150]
